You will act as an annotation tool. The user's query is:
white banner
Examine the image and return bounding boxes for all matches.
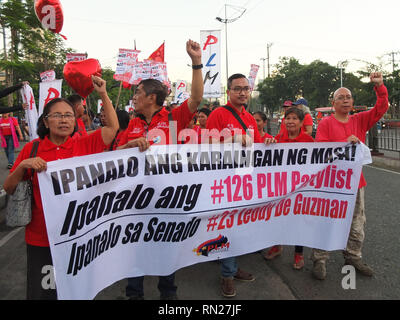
[39,80,63,116]
[38,142,370,300]
[201,30,222,98]
[20,84,39,141]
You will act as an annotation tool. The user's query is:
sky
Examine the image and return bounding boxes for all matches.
[56,0,400,85]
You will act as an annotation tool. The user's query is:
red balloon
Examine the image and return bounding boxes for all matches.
[35,0,64,35]
[63,59,102,98]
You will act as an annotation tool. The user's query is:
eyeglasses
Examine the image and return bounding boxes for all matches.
[231,86,250,94]
[45,113,75,120]
[335,95,353,101]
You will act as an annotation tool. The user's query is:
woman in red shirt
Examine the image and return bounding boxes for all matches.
[253,111,274,142]
[0,113,24,168]
[264,107,314,270]
[3,76,119,300]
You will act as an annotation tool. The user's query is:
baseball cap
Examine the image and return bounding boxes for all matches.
[282,100,293,107]
[293,98,308,106]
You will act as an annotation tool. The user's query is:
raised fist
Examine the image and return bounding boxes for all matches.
[370,72,383,87]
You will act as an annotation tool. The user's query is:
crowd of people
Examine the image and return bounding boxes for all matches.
[1,38,389,300]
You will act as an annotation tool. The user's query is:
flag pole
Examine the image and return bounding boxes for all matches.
[115,82,123,110]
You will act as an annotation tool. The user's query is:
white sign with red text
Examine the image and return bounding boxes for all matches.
[40,70,56,82]
[201,30,222,98]
[248,64,260,92]
[114,49,140,83]
[38,142,370,300]
[39,80,63,116]
[66,53,87,62]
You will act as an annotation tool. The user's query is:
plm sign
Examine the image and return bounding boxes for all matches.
[200,30,222,98]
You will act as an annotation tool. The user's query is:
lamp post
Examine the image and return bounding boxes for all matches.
[338,60,347,87]
[216,4,246,86]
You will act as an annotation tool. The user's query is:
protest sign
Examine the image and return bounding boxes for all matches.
[114,49,140,83]
[40,70,56,82]
[174,80,188,104]
[38,142,370,299]
[66,53,87,62]
[39,79,63,116]
[248,64,259,92]
[20,84,39,141]
[201,30,222,98]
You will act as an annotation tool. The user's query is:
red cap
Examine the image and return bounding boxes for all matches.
[282,100,292,107]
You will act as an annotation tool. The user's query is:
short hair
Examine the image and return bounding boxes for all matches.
[284,107,305,121]
[333,87,352,101]
[198,108,211,117]
[139,79,169,107]
[67,94,83,107]
[116,109,130,130]
[253,111,267,122]
[227,73,248,89]
[37,98,77,139]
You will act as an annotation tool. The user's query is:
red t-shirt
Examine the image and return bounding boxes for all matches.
[206,102,262,143]
[316,84,389,188]
[278,112,313,137]
[275,129,314,143]
[0,117,18,136]
[118,99,194,146]
[10,129,107,247]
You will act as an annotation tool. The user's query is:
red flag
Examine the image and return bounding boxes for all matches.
[148,42,165,63]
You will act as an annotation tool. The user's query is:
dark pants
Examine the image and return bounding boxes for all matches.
[3,135,15,165]
[26,244,57,300]
[126,273,177,298]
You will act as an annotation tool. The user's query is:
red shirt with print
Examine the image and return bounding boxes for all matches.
[118,99,194,146]
[206,102,262,143]
[0,117,18,136]
[10,129,107,247]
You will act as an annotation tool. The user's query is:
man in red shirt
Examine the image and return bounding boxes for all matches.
[311,72,388,280]
[118,39,204,300]
[206,73,258,298]
[117,40,203,151]
[206,74,263,146]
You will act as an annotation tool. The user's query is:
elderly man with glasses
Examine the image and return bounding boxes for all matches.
[311,72,388,280]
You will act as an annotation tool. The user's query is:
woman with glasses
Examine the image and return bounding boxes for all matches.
[3,76,119,300]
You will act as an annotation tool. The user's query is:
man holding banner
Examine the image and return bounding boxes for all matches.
[311,72,388,280]
[118,39,204,300]
[206,73,261,298]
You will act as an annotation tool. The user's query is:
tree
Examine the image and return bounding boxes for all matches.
[0,0,72,105]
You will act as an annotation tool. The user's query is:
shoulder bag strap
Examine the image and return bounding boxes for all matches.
[27,141,39,179]
[222,105,251,137]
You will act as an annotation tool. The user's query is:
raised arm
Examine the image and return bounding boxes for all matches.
[358,72,388,131]
[91,76,119,145]
[186,40,204,113]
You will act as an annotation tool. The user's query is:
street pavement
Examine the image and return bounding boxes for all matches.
[0,141,399,301]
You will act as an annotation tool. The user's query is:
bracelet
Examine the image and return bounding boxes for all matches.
[192,64,203,70]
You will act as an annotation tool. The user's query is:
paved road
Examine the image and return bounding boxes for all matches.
[0,161,399,300]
